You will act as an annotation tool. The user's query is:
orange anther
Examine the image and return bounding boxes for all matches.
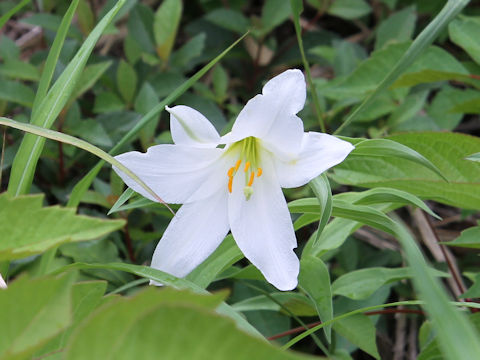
[257,168,263,177]
[247,171,255,187]
[227,167,234,177]
[228,175,233,193]
[244,161,251,172]
[234,159,242,172]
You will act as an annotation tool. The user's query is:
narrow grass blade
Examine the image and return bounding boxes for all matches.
[67,31,248,207]
[32,0,80,113]
[321,201,480,359]
[334,0,470,135]
[108,188,135,215]
[0,0,30,29]
[0,117,169,209]
[7,0,126,196]
[290,0,325,132]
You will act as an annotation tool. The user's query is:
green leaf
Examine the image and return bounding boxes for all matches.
[332,267,447,300]
[308,174,333,243]
[71,61,112,101]
[108,188,134,215]
[442,225,480,249]
[0,59,40,81]
[186,235,243,288]
[334,0,470,134]
[299,257,333,342]
[0,0,30,29]
[328,0,371,20]
[65,287,312,360]
[77,0,94,35]
[67,32,249,208]
[375,6,416,49]
[116,60,137,104]
[232,293,317,316]
[212,64,228,102]
[333,314,380,359]
[333,132,480,210]
[153,0,182,61]
[461,274,480,299]
[0,79,34,107]
[449,16,480,65]
[0,117,169,206]
[170,33,206,70]
[205,8,249,34]
[54,262,262,337]
[34,280,107,358]
[7,0,126,196]
[0,193,124,261]
[93,92,125,113]
[0,274,74,359]
[261,0,291,34]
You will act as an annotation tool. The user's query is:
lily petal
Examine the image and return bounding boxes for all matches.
[167,105,221,147]
[274,132,355,188]
[228,153,299,291]
[0,273,6,289]
[150,191,230,283]
[114,144,224,203]
[222,69,306,155]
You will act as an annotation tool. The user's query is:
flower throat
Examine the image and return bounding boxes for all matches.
[226,137,263,200]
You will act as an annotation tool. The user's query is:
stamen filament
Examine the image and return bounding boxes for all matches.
[247,172,255,186]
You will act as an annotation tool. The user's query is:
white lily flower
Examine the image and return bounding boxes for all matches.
[0,273,6,289]
[113,69,354,290]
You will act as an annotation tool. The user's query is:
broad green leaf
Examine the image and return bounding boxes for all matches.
[392,69,479,88]
[442,225,480,249]
[116,60,137,104]
[333,132,480,209]
[0,59,40,81]
[450,97,480,114]
[153,0,182,61]
[261,0,291,34]
[308,174,332,244]
[170,33,206,70]
[53,262,262,337]
[93,92,125,113]
[0,193,124,261]
[0,117,169,206]
[205,8,249,34]
[449,16,480,64]
[0,274,74,360]
[7,0,126,196]
[65,287,312,360]
[332,267,447,300]
[299,257,333,342]
[67,32,248,208]
[77,0,94,35]
[334,0,470,134]
[212,64,228,102]
[375,6,416,49]
[326,43,466,99]
[71,61,112,101]
[333,314,380,359]
[0,79,34,107]
[328,0,371,20]
[34,281,107,358]
[461,274,480,299]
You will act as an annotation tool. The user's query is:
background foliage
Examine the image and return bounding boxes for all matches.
[1,0,480,359]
